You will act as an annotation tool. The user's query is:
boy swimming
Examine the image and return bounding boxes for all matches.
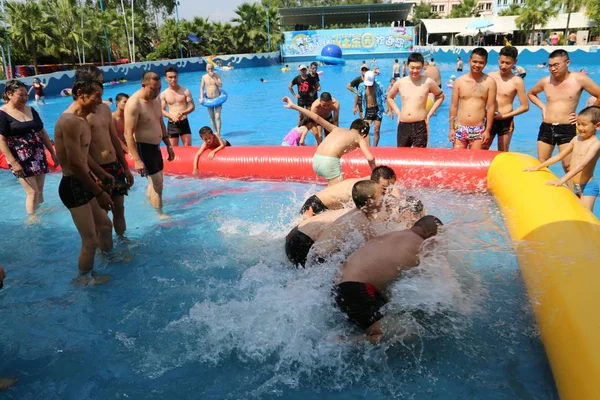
[525,106,600,211]
[283,96,375,186]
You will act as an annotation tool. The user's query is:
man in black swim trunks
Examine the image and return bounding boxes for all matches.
[161,66,195,147]
[334,215,443,343]
[54,77,114,286]
[528,49,600,172]
[125,71,176,218]
[347,65,369,118]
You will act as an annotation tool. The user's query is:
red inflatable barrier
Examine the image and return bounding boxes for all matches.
[1,146,499,191]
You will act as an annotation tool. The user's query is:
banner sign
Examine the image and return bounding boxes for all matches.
[282,27,415,57]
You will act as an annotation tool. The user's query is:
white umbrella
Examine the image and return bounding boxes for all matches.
[457,28,492,37]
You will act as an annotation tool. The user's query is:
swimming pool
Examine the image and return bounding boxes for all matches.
[1,56,594,398]
[0,172,557,399]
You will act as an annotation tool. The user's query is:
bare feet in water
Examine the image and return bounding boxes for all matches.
[74,273,111,286]
[0,377,18,391]
[26,215,40,225]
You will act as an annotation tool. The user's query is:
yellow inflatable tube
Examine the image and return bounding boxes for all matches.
[488,152,600,400]
[207,56,217,67]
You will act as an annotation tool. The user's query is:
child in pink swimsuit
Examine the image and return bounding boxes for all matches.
[282,115,316,146]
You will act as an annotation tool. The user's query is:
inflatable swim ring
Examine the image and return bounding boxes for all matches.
[221,66,233,71]
[426,96,434,112]
[202,90,228,108]
[61,88,72,97]
[281,67,291,72]
[316,55,345,65]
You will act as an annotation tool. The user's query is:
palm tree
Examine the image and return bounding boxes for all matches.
[6,0,52,75]
[450,0,480,18]
[561,0,586,39]
[411,2,439,46]
[232,2,269,53]
[498,4,521,16]
[84,7,121,65]
[516,0,558,45]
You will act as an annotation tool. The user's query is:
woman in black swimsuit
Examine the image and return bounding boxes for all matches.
[0,80,58,223]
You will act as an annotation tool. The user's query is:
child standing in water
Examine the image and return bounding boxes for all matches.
[525,106,600,211]
[281,115,316,146]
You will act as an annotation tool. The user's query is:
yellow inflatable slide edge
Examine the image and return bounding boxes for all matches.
[488,152,600,400]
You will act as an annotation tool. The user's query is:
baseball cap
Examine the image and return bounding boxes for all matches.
[364,71,375,87]
[298,64,308,71]
[360,65,369,71]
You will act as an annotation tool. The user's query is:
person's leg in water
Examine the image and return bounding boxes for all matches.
[181,133,192,146]
[214,105,222,134]
[372,120,381,147]
[18,176,41,224]
[147,171,169,218]
[207,107,218,134]
[35,174,45,205]
[34,95,39,106]
[41,96,45,105]
[68,201,111,286]
[91,200,113,252]
[111,194,126,237]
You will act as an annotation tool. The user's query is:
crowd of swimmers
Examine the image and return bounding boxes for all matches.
[1,46,600,366]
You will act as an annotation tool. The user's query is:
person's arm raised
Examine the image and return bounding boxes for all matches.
[282,96,336,133]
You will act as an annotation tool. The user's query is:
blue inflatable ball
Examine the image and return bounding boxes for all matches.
[321,44,342,59]
[316,44,345,65]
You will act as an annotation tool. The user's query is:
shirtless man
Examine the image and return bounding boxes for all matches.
[161,66,195,147]
[357,71,387,147]
[300,165,397,217]
[310,92,339,142]
[55,77,114,285]
[200,63,223,135]
[125,71,176,218]
[387,52,444,148]
[306,180,383,264]
[76,66,134,237]
[392,59,400,79]
[347,65,369,118]
[333,215,443,343]
[449,47,497,150]
[528,49,600,172]
[456,57,464,72]
[484,46,529,151]
[423,60,442,88]
[112,93,129,153]
[283,96,375,186]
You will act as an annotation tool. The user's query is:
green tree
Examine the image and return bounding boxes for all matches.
[83,6,122,65]
[561,0,586,38]
[450,0,480,18]
[7,0,52,75]
[498,4,521,16]
[516,0,558,44]
[232,2,270,53]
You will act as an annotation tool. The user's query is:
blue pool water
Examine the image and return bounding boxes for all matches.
[3,57,596,398]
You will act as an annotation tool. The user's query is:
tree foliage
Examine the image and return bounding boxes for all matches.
[516,0,559,43]
[450,0,480,18]
[498,4,521,16]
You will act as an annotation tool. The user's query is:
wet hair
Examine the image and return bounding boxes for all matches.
[352,180,380,210]
[115,93,129,102]
[71,77,102,100]
[3,80,27,102]
[431,58,434,62]
[457,56,461,60]
[75,65,103,81]
[165,66,178,75]
[413,215,443,236]
[199,126,214,136]
[578,106,600,124]
[395,59,398,62]
[260,78,265,82]
[350,119,370,137]
[310,61,318,67]
[402,196,424,214]
[549,49,569,60]
[542,62,547,66]
[499,46,518,60]
[320,92,332,102]
[370,165,396,182]
[108,97,113,102]
[285,64,289,67]
[142,71,160,83]
[471,47,488,60]
[299,114,315,128]
[407,52,424,65]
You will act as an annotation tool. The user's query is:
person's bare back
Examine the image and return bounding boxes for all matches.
[314,178,363,209]
[298,208,351,239]
[423,63,441,87]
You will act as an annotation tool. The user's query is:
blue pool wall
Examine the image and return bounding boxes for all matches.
[1,51,281,100]
[283,45,600,65]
